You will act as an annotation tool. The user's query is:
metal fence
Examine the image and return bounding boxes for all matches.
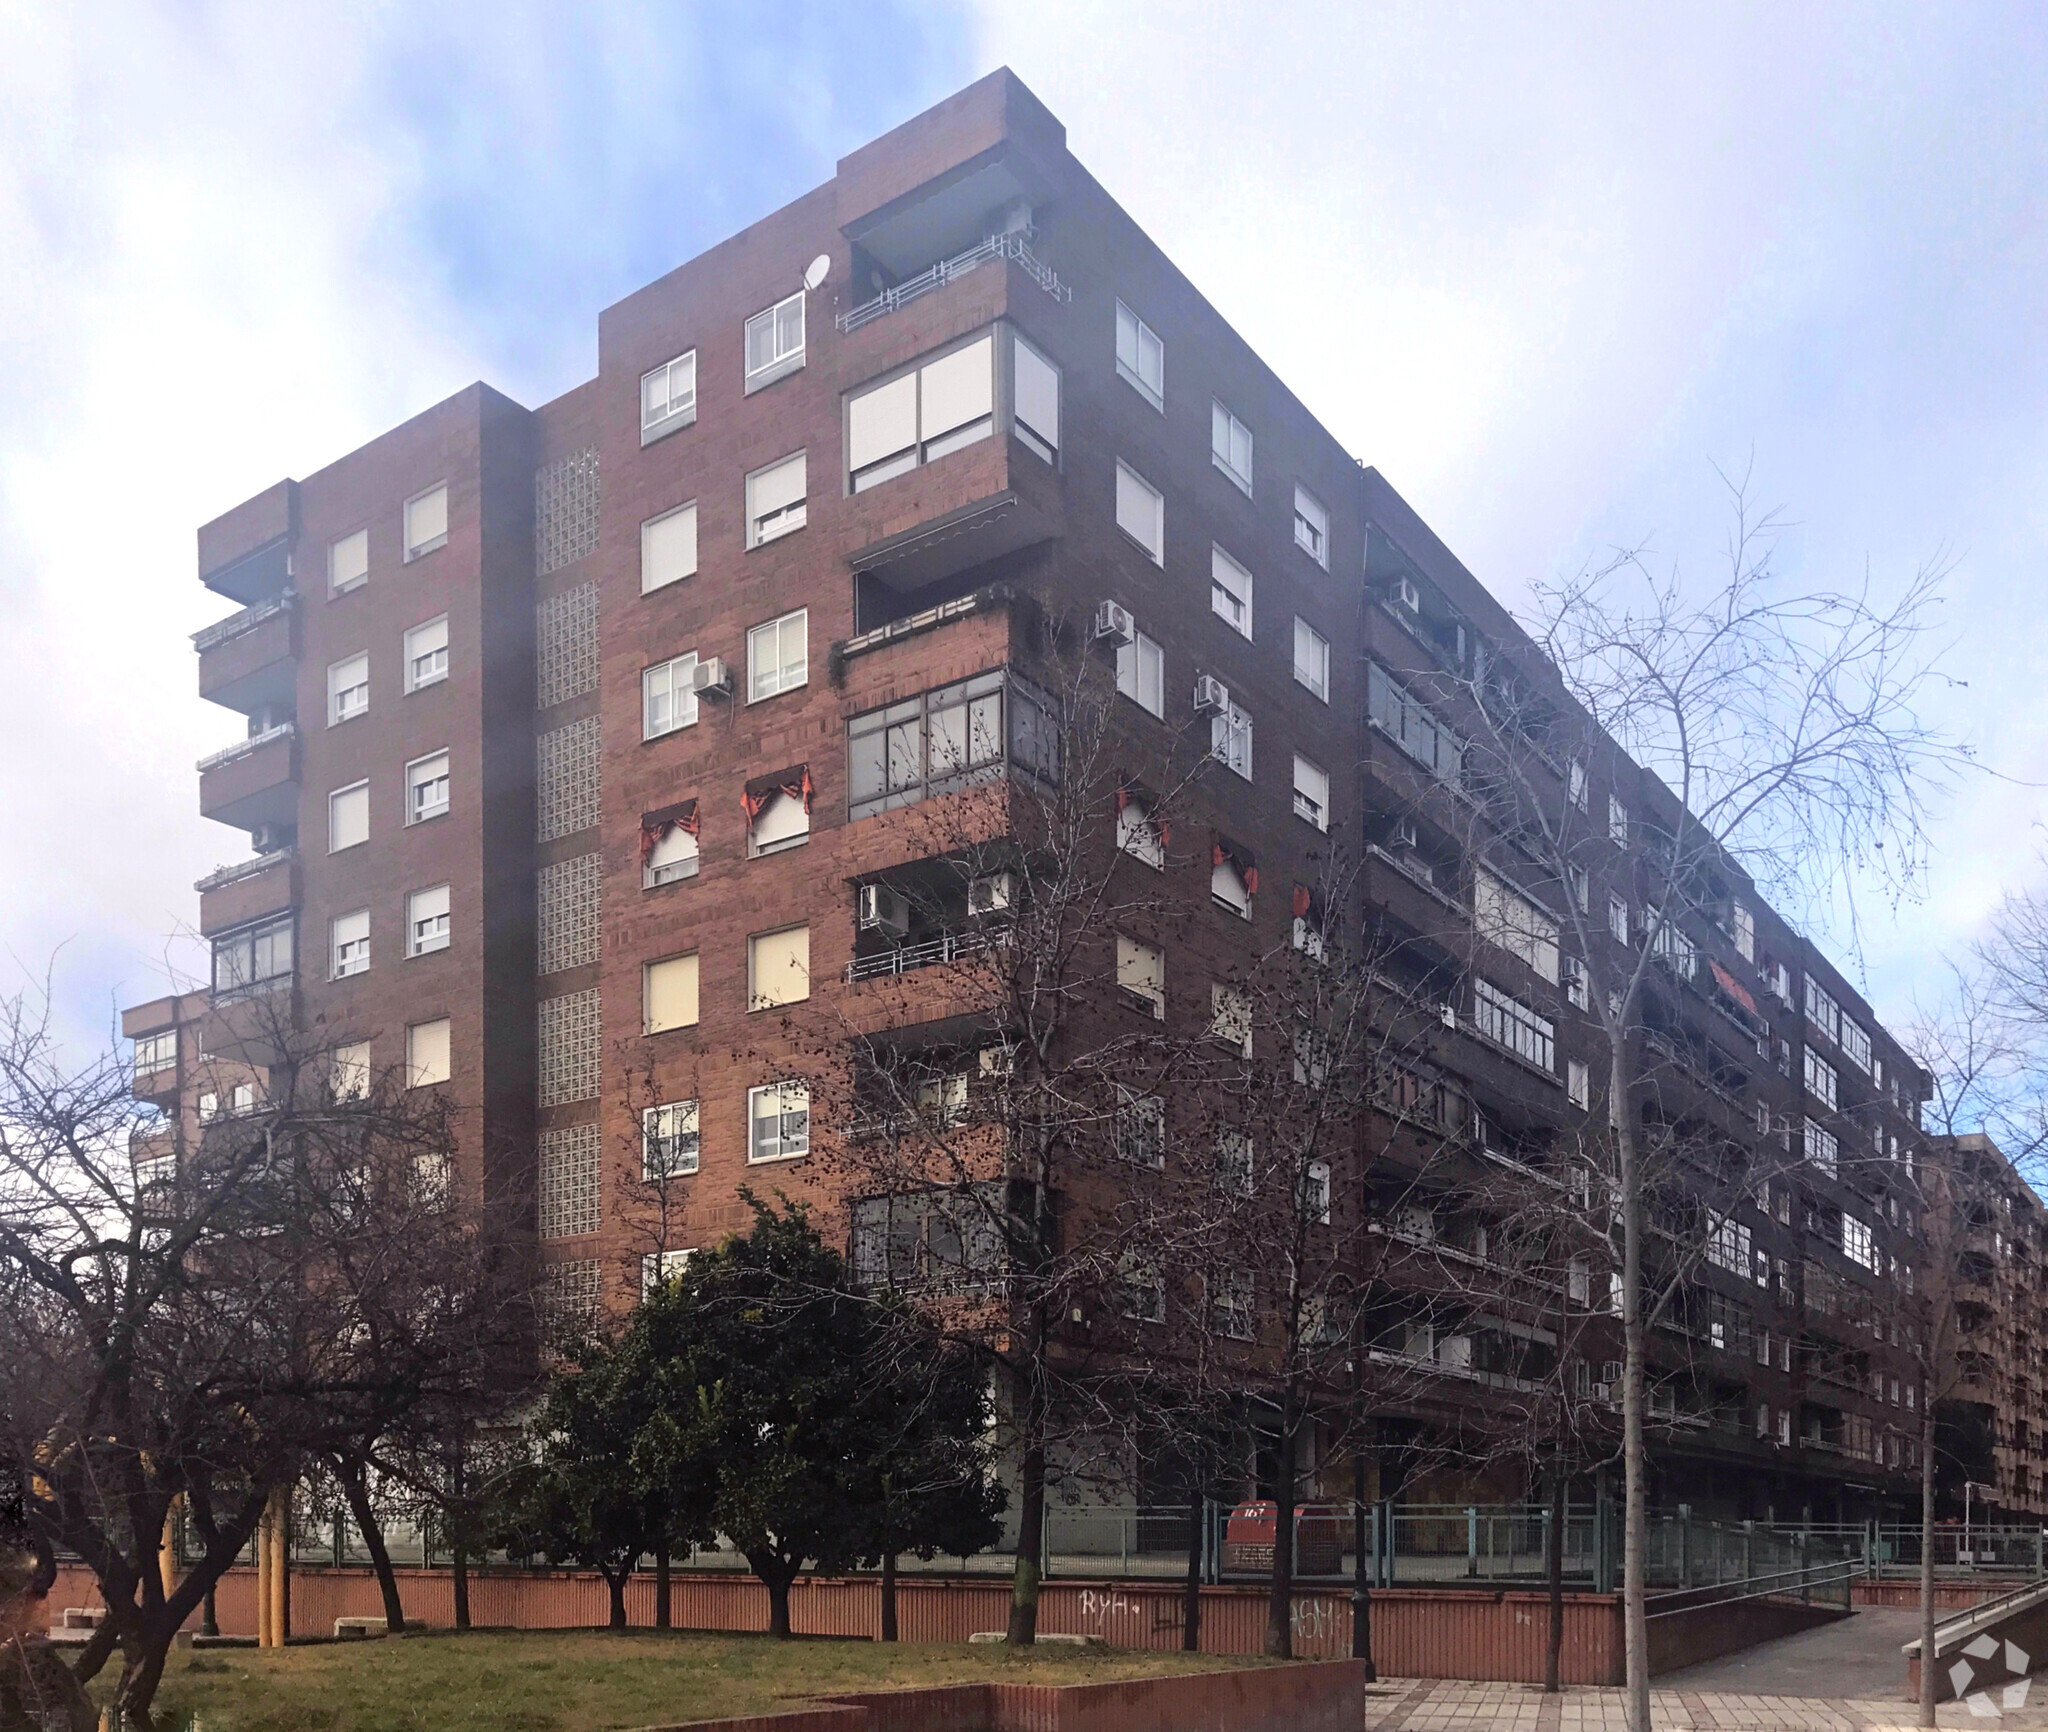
[187,1497,2032,1595]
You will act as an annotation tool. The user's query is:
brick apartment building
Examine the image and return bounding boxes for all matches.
[1926,1135,2048,1521]
[124,69,1937,1526]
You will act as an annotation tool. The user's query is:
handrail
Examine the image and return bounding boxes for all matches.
[192,591,294,651]
[196,721,294,773]
[836,232,1071,334]
[1645,1557,1860,1619]
[1903,1575,2048,1658]
[195,848,295,894]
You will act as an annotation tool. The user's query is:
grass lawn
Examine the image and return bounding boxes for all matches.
[138,1628,1270,1731]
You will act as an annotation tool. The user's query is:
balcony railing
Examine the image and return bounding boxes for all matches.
[836,232,1071,334]
[844,928,1002,984]
[197,721,294,774]
[192,591,294,652]
[195,847,295,895]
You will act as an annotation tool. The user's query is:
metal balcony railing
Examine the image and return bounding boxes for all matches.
[836,232,1072,334]
[192,591,294,652]
[844,927,1003,983]
[195,847,295,894]
[196,721,294,774]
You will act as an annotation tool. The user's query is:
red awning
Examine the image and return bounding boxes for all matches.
[1710,959,1759,1018]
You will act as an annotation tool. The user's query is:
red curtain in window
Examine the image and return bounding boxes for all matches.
[742,765,813,823]
[638,800,700,865]
[1213,836,1259,897]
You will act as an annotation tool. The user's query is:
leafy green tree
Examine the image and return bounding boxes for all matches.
[495,1339,664,1630]
[630,1198,1002,1639]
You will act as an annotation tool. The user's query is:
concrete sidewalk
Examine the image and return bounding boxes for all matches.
[1657,1607,1923,1699]
[1363,1677,2048,1730]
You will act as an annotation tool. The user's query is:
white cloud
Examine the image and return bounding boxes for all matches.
[0,4,482,1040]
[970,1,2048,1029]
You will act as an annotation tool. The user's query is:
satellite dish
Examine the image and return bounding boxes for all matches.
[803,253,830,291]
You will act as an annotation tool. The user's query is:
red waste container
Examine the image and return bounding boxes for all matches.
[1224,1502,1344,1575]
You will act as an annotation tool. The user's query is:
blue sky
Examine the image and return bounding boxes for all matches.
[2,2,2044,1059]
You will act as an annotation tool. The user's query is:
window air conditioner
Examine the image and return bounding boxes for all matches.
[857,883,910,939]
[1193,674,1230,715]
[967,871,1016,917]
[1393,576,1421,614]
[1389,816,1419,850]
[690,656,731,693]
[1092,600,1134,645]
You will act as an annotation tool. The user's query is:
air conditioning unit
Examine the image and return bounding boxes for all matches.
[857,883,910,939]
[1392,576,1421,614]
[1389,815,1419,850]
[1192,674,1230,715]
[690,656,732,693]
[1092,600,1134,645]
[967,871,1016,916]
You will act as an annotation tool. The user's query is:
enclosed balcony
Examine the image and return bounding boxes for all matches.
[195,593,298,716]
[198,723,299,836]
[843,321,1064,619]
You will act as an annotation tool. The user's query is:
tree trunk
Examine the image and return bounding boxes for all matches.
[71,1615,121,1684]
[1616,1051,1650,1732]
[1920,1400,1938,1727]
[115,1625,170,1732]
[1264,1398,1298,1660]
[1546,1462,1566,1693]
[452,1544,471,1631]
[881,1549,899,1641]
[1351,1452,1374,1677]
[203,1581,219,1639]
[655,1546,672,1630]
[340,1461,407,1635]
[606,1567,629,1630]
[1006,1391,1047,1646]
[762,1564,795,1639]
[1183,1492,1204,1653]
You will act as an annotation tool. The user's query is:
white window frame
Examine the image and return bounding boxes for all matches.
[746,609,808,703]
[747,925,811,1010]
[1293,617,1329,703]
[743,291,806,392]
[404,615,449,692]
[642,1100,701,1179]
[403,483,449,561]
[745,450,808,548]
[1568,1059,1590,1109]
[1733,902,1755,963]
[1292,753,1330,831]
[640,501,699,595]
[406,1017,451,1088]
[328,527,368,597]
[643,653,700,740]
[1805,1047,1839,1110]
[330,909,370,980]
[1114,300,1164,410]
[1210,544,1253,638]
[1211,702,1253,780]
[328,780,369,853]
[1211,400,1253,493]
[1115,460,1164,564]
[327,653,369,726]
[747,789,810,858]
[644,821,699,888]
[1211,983,1253,1058]
[1116,934,1166,1019]
[640,348,698,443]
[1568,759,1588,811]
[1114,1087,1166,1169]
[331,1041,370,1101]
[1301,1159,1331,1226]
[1211,854,1252,919]
[1292,485,1328,567]
[1011,329,1061,463]
[748,1080,810,1162]
[1117,797,1165,870]
[405,750,451,825]
[1608,895,1630,946]
[1116,630,1164,717]
[642,1248,696,1293]
[1608,795,1629,849]
[643,953,701,1035]
[846,332,996,491]
[407,884,451,957]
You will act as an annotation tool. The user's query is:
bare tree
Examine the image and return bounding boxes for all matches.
[810,639,1234,1645]
[1408,469,1964,1729]
[0,981,533,1728]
